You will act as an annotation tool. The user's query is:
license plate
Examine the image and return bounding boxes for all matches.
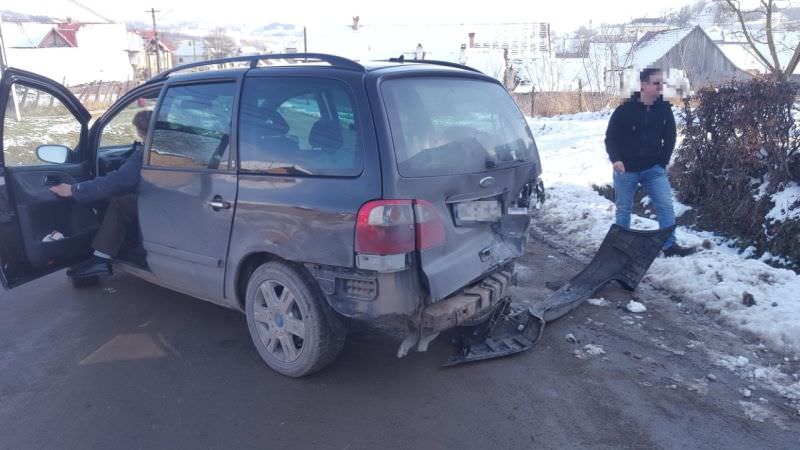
[455,200,502,222]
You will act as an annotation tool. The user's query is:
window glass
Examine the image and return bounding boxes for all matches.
[148,83,235,170]
[381,78,534,177]
[278,94,321,149]
[3,83,81,166]
[99,91,160,149]
[239,77,362,176]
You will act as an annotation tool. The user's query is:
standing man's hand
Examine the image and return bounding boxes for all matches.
[49,183,73,198]
[612,161,626,173]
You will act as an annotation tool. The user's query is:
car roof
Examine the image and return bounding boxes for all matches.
[145,53,489,85]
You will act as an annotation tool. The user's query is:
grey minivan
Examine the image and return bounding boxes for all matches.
[0,54,543,377]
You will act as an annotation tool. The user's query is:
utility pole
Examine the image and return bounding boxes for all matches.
[0,17,7,72]
[0,18,20,121]
[146,8,161,73]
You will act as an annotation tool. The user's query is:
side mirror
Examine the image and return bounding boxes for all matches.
[36,145,70,164]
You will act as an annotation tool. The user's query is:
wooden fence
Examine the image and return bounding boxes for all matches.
[510,91,621,117]
[68,80,140,110]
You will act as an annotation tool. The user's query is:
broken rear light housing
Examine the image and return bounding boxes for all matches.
[355,199,446,272]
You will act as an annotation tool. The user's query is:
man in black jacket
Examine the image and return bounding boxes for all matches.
[49,109,152,277]
[605,68,695,257]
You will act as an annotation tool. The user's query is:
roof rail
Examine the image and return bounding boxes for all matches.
[383,57,483,74]
[152,53,365,81]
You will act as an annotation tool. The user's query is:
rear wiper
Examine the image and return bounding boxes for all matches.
[485,157,527,170]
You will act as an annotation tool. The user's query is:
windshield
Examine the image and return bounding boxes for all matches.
[382,77,535,177]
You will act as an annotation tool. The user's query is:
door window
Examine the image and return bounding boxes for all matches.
[148,82,236,170]
[99,92,160,149]
[239,77,362,176]
[2,83,81,166]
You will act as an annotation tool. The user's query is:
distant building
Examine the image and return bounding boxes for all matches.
[129,30,175,79]
[172,38,207,65]
[2,20,133,84]
[587,41,635,92]
[306,21,550,65]
[469,22,551,62]
[623,18,671,41]
[623,26,750,94]
[712,29,800,81]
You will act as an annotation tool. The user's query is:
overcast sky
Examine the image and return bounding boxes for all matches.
[5,0,705,31]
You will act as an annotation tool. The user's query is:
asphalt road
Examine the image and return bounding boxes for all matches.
[1,235,798,450]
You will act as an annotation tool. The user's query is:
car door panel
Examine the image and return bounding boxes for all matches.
[137,79,239,301]
[0,68,93,289]
[5,163,98,268]
[139,169,236,299]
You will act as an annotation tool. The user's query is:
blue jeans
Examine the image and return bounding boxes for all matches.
[613,164,676,249]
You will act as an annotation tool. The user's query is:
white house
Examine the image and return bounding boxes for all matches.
[2,20,134,85]
[305,20,550,83]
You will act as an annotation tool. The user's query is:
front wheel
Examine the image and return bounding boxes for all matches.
[245,262,345,377]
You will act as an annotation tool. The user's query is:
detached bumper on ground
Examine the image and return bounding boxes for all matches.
[446,225,674,366]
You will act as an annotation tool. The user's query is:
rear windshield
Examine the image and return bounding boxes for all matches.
[381,77,535,177]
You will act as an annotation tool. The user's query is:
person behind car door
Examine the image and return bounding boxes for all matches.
[49,109,152,277]
[604,68,696,257]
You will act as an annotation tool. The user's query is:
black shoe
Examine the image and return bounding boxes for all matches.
[67,256,113,278]
[662,244,697,257]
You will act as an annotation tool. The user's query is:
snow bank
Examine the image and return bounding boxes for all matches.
[528,113,800,354]
[648,255,800,351]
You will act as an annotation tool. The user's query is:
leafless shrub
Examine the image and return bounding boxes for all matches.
[672,77,800,268]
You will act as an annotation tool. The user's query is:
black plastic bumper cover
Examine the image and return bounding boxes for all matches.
[447,225,673,366]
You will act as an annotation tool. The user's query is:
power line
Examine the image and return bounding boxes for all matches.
[65,0,114,23]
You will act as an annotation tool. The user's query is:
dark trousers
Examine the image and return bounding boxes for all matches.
[92,194,138,257]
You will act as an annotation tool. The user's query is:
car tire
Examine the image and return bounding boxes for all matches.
[71,275,99,288]
[245,261,345,377]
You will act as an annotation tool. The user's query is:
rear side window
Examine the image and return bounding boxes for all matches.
[239,77,362,176]
[382,77,535,177]
[148,82,236,170]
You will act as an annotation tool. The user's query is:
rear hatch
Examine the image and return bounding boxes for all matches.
[381,75,542,301]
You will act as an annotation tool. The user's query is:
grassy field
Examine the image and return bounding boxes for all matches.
[3,104,144,166]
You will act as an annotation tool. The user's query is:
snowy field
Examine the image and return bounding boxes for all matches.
[527,111,800,356]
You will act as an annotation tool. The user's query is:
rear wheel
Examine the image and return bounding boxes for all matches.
[245,261,345,377]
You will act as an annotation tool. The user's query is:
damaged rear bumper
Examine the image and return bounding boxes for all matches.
[414,224,674,366]
[398,267,514,357]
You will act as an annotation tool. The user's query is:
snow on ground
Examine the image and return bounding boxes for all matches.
[527,112,800,355]
[714,351,800,413]
[767,182,800,224]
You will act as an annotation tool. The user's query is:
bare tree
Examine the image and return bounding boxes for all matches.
[722,0,800,80]
[204,29,238,59]
[668,5,694,26]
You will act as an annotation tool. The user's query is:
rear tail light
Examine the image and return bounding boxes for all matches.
[414,200,446,250]
[356,200,415,255]
[355,199,447,272]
